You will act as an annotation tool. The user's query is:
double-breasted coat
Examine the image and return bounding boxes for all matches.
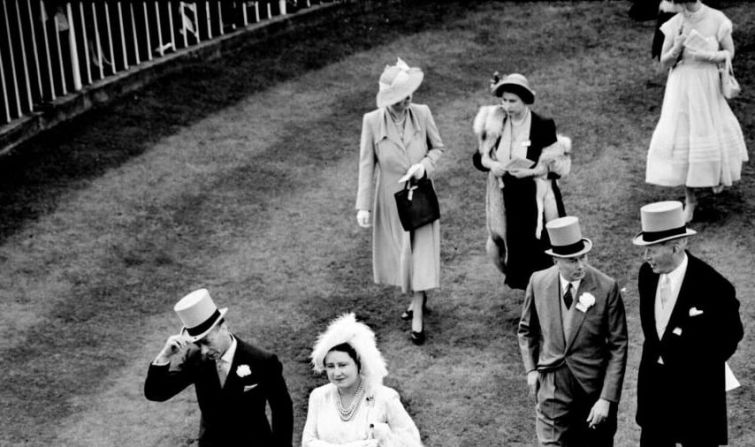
[356,104,444,293]
[636,252,743,445]
[144,337,294,447]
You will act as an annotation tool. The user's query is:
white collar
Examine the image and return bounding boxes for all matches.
[663,252,688,285]
[219,336,237,365]
[559,275,581,294]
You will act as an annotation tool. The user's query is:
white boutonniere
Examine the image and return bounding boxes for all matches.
[236,364,252,378]
[575,292,596,313]
[689,307,704,317]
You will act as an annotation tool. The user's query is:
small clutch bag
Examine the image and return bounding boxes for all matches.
[720,54,741,100]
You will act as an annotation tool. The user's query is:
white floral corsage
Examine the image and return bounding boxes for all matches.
[575,292,596,313]
[236,364,252,378]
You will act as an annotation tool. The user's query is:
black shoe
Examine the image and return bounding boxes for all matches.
[410,330,425,345]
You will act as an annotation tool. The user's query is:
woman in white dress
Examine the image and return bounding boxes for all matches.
[646,0,747,223]
[302,313,422,447]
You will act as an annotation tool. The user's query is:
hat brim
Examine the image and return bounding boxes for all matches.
[376,70,424,109]
[632,229,696,246]
[544,238,593,258]
[182,307,228,342]
[492,82,535,104]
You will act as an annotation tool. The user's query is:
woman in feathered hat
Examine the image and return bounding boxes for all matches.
[302,313,422,447]
[472,72,570,291]
[355,58,446,345]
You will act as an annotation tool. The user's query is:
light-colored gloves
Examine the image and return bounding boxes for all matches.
[357,210,371,228]
[686,48,728,63]
[398,163,426,183]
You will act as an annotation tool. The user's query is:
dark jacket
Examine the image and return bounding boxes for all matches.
[145,337,294,447]
[636,252,743,444]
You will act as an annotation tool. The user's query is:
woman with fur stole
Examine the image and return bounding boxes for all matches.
[472,73,570,290]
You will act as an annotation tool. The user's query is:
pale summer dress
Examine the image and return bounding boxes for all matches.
[646,5,747,188]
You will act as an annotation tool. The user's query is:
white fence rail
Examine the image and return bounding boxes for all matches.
[0,0,330,126]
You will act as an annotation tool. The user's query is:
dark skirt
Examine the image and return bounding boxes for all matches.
[500,175,557,290]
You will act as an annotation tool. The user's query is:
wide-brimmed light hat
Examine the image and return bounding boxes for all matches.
[376,57,424,109]
[632,201,696,246]
[544,216,593,258]
[174,288,228,342]
[491,73,535,104]
[311,313,388,391]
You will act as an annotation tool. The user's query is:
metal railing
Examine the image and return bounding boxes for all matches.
[0,0,333,126]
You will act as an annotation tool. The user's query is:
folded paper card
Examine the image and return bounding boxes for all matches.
[503,156,535,171]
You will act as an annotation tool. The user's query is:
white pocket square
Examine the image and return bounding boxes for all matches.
[689,307,704,317]
[243,384,259,392]
[672,327,682,336]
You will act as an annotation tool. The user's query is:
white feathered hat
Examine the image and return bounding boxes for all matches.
[311,313,388,390]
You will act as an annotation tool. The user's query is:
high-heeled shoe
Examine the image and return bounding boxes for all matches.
[410,330,425,345]
[400,294,429,320]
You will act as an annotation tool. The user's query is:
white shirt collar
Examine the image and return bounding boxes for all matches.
[219,336,237,365]
[663,252,688,286]
[559,275,581,294]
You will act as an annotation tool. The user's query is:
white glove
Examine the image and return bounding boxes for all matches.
[686,48,727,63]
[398,163,426,183]
[356,210,371,228]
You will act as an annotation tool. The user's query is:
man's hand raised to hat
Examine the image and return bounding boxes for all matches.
[154,334,190,365]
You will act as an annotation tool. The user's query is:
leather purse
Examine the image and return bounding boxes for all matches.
[721,54,741,99]
[394,177,440,231]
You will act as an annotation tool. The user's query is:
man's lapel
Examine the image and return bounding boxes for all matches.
[541,268,566,352]
[661,254,695,343]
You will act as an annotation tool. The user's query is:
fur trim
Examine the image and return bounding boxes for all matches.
[310,313,388,391]
[473,105,505,156]
[659,1,682,13]
[536,135,572,178]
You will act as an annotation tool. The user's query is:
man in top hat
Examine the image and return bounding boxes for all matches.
[518,216,628,446]
[633,201,743,447]
[144,289,294,447]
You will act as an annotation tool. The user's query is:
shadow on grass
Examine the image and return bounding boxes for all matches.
[0,0,471,245]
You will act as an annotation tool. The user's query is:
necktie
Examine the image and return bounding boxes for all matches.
[563,283,573,309]
[659,274,672,308]
[216,358,228,388]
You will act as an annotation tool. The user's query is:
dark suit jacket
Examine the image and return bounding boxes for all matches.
[636,252,743,444]
[145,337,293,447]
[518,264,628,402]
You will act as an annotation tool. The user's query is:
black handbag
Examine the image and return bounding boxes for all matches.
[394,177,440,231]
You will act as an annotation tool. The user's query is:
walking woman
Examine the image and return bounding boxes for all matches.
[302,313,423,447]
[472,73,569,291]
[646,0,748,223]
[355,58,445,345]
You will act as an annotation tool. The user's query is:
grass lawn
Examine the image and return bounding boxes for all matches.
[0,1,753,446]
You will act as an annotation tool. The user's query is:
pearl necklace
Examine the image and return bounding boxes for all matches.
[335,380,365,421]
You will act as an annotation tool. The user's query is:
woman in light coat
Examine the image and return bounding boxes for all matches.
[356,58,444,345]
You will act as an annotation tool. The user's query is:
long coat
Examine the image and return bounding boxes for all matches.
[472,109,567,289]
[356,104,444,293]
[518,264,628,402]
[144,337,294,447]
[636,252,743,444]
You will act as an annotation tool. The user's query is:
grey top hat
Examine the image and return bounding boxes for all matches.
[632,201,696,246]
[174,289,228,342]
[544,216,593,258]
